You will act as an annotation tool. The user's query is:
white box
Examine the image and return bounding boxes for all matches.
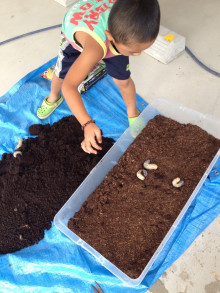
[54,0,77,7]
[144,25,186,64]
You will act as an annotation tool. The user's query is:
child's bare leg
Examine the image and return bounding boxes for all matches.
[113,77,139,117]
[47,74,63,103]
[37,73,64,119]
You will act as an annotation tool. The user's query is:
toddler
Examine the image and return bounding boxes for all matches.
[37,0,160,154]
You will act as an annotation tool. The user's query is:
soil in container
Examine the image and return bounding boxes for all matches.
[0,116,114,254]
[68,115,220,279]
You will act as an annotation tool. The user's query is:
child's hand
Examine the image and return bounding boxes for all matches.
[81,123,102,154]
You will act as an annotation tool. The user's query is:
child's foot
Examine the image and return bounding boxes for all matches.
[37,95,63,119]
[128,116,139,126]
[128,110,140,126]
[128,110,146,137]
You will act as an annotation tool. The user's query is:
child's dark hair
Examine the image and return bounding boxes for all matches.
[108,0,160,44]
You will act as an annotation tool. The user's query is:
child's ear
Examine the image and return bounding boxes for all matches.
[104,30,114,42]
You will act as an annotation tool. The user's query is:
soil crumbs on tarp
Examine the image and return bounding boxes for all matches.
[0,116,114,254]
[68,115,220,279]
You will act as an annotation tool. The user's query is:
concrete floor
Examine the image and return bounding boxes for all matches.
[0,0,219,292]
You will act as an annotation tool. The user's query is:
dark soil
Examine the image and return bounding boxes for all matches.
[68,115,220,279]
[0,116,114,254]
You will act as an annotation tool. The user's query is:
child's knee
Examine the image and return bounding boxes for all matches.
[113,77,130,88]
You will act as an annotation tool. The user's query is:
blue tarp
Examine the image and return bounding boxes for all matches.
[0,57,219,292]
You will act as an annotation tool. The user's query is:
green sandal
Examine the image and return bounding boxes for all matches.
[128,110,140,126]
[128,110,146,137]
[37,95,63,119]
[128,116,139,126]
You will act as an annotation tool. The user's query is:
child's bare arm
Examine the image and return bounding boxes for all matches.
[62,35,103,154]
[113,77,139,118]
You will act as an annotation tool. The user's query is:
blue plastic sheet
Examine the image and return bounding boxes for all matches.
[0,57,220,292]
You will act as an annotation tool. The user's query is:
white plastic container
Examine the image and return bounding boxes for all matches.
[54,98,220,286]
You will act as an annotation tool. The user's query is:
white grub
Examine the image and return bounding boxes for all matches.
[13,151,22,158]
[19,234,23,241]
[172,177,184,188]
[15,138,23,150]
[143,159,158,170]
[137,169,148,180]
[19,224,30,229]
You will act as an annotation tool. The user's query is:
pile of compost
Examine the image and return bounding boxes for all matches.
[0,116,114,254]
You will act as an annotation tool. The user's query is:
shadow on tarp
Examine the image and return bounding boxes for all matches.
[0,57,219,292]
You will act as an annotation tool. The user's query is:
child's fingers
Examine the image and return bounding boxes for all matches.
[91,139,102,152]
[81,141,88,153]
[81,140,98,155]
[95,129,102,144]
[82,126,102,154]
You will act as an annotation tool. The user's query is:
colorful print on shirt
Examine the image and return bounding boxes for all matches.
[62,0,119,59]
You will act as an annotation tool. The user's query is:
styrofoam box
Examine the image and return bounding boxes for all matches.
[54,98,220,287]
[144,26,186,64]
[54,0,77,7]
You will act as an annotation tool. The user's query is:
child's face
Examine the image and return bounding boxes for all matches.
[113,39,155,56]
[105,30,155,56]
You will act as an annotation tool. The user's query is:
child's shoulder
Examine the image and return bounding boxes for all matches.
[75,32,104,63]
